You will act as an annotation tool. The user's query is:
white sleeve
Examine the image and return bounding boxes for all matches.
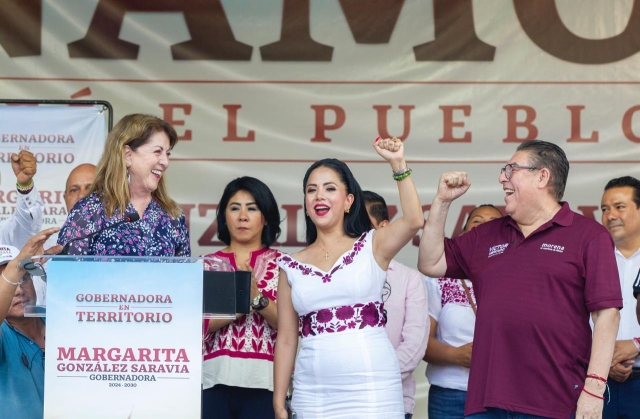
[0,185,44,249]
[426,276,442,320]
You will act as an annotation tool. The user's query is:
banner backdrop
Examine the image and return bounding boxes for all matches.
[2,1,640,415]
[0,0,639,264]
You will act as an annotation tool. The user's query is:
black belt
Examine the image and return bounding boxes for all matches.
[629,368,640,381]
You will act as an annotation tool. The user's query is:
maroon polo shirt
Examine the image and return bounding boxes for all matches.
[444,202,622,419]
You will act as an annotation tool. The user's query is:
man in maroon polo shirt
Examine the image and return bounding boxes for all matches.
[418,140,621,419]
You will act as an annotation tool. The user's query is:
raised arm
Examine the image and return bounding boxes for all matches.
[418,172,470,278]
[0,227,60,324]
[0,151,44,249]
[371,138,423,267]
[273,270,299,419]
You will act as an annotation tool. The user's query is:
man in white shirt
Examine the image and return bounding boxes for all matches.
[3,151,45,304]
[601,176,640,418]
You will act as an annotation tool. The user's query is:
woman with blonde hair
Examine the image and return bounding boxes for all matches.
[58,114,190,256]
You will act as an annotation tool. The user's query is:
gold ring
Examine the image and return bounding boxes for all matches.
[392,136,399,142]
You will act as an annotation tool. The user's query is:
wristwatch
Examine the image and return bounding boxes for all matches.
[251,293,269,311]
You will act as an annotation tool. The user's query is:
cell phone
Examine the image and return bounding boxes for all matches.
[285,396,296,419]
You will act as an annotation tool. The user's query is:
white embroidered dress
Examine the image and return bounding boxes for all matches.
[279,230,403,419]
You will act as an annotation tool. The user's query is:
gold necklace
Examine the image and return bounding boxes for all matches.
[318,243,330,261]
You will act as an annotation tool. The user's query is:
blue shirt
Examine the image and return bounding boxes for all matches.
[0,320,45,419]
[58,193,191,256]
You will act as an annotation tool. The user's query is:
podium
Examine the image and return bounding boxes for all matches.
[22,255,248,419]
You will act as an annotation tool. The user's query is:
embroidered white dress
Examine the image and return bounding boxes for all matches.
[279,230,404,419]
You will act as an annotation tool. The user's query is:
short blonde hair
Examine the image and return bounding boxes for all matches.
[89,114,181,218]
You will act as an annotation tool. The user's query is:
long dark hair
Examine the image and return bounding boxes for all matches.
[216,177,281,247]
[302,159,371,245]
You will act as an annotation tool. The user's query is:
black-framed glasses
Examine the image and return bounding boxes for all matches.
[500,163,539,180]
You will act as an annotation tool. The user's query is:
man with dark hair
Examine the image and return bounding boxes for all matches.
[419,140,621,418]
[601,176,640,418]
[362,190,428,419]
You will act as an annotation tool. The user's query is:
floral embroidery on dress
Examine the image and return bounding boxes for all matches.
[298,301,386,338]
[58,193,190,257]
[280,231,367,283]
[439,277,476,308]
[202,248,282,360]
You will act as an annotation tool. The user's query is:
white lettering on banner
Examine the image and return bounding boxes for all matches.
[540,243,565,253]
[0,134,74,143]
[488,243,509,258]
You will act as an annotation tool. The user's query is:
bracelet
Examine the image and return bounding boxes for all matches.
[2,271,23,286]
[581,387,604,400]
[586,373,607,384]
[393,168,412,181]
[633,337,640,353]
[16,180,34,194]
[392,166,408,176]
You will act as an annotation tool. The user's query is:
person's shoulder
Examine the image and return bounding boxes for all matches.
[200,250,223,258]
[568,210,609,237]
[66,193,101,217]
[477,216,509,232]
[267,248,286,261]
[288,246,311,263]
[0,320,11,343]
[389,259,418,274]
[74,192,100,208]
[389,259,423,280]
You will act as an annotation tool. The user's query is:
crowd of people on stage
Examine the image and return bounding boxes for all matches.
[0,113,639,419]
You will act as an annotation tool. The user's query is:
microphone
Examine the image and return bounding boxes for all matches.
[58,212,140,256]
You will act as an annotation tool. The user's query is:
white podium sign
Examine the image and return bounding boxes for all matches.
[43,259,203,419]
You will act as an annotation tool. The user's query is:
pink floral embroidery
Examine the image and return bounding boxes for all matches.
[202,249,282,360]
[439,277,476,308]
[298,301,386,338]
[335,305,355,320]
[280,232,367,283]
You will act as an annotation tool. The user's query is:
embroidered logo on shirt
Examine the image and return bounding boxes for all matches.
[540,243,564,253]
[488,243,509,258]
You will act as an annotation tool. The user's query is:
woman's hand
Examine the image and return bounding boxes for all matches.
[9,227,61,275]
[454,342,473,368]
[373,137,406,172]
[274,406,289,419]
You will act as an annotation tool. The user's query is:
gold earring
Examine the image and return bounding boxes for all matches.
[306,211,309,216]
[345,208,350,214]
